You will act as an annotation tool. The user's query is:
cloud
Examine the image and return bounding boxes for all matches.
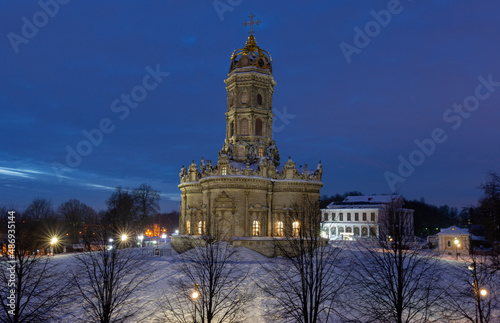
[0,167,36,179]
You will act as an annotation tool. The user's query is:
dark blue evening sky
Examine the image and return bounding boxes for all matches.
[1,0,499,212]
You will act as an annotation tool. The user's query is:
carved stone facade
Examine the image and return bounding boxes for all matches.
[176,33,323,253]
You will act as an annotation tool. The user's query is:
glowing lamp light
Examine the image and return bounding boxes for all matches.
[121,234,128,241]
[480,289,488,297]
[161,234,167,239]
[192,290,199,300]
[51,237,58,245]
[138,235,144,240]
[109,238,113,243]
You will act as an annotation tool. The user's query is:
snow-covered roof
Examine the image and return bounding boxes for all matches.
[437,225,470,236]
[327,195,402,208]
[343,195,401,204]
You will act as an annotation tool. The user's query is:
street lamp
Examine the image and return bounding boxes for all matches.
[192,284,199,323]
[50,237,57,256]
[454,238,460,259]
[469,261,487,323]
[121,234,127,241]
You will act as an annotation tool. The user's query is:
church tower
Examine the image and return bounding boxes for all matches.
[175,15,323,256]
[220,16,279,165]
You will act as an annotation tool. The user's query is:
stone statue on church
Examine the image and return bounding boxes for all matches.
[179,165,186,179]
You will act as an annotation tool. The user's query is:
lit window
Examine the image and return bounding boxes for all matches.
[276,221,284,237]
[186,221,190,234]
[221,166,227,175]
[198,221,203,235]
[292,221,300,237]
[253,221,260,236]
[240,118,249,135]
[255,118,263,136]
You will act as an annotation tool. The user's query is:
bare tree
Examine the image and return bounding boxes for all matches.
[24,198,54,222]
[0,212,71,322]
[58,199,96,244]
[477,171,500,242]
[348,201,443,323]
[258,199,347,323]
[439,249,500,323]
[105,187,138,230]
[133,183,161,230]
[71,223,155,323]
[158,224,249,323]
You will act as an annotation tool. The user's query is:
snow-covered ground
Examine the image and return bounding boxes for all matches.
[40,243,499,322]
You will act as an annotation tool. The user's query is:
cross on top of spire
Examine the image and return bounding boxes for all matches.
[243,14,261,35]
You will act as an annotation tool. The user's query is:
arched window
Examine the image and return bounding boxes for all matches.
[253,221,260,236]
[331,227,336,236]
[257,94,263,105]
[239,118,249,135]
[346,227,352,233]
[362,227,368,236]
[221,166,227,175]
[198,221,203,235]
[255,118,262,136]
[354,227,360,236]
[276,221,284,237]
[292,221,300,237]
[186,221,190,234]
